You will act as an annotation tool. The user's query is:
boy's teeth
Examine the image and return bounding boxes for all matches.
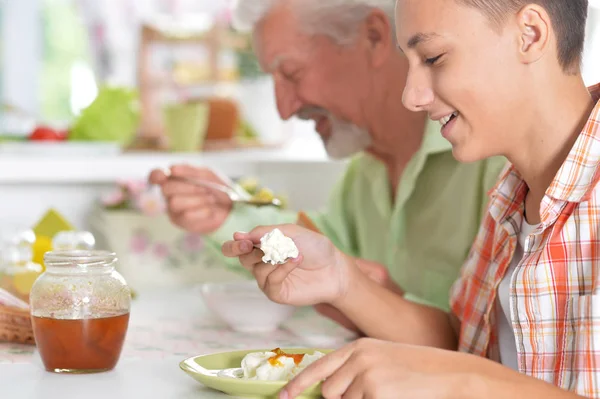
[440,112,458,127]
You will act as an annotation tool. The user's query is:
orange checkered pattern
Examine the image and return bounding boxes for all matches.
[451,84,600,396]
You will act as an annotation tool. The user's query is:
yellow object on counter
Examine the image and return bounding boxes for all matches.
[32,236,52,271]
[33,209,74,238]
[31,209,75,271]
[0,261,43,303]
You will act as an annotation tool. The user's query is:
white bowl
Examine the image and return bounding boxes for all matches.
[200,281,296,333]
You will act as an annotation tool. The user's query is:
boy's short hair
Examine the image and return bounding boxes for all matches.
[457,0,588,73]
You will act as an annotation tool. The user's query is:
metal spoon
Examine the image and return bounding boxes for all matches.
[207,367,244,379]
[179,357,244,379]
[168,175,282,208]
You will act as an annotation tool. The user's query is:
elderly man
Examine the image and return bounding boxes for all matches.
[149,0,505,332]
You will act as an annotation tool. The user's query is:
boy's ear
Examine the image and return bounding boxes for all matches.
[516,5,550,66]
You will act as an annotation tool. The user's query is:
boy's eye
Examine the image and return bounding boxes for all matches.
[424,54,443,66]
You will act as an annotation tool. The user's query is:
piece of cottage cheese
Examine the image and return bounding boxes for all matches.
[259,228,299,265]
[240,349,325,381]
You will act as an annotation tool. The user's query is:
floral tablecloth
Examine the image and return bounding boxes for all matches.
[0,287,356,364]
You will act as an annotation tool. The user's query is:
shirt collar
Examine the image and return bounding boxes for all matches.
[488,85,600,224]
[363,118,453,217]
[362,118,452,167]
[546,95,600,202]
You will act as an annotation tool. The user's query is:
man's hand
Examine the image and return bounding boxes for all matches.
[148,165,232,234]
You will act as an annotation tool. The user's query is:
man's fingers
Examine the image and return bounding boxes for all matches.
[170,164,223,182]
[355,259,388,282]
[168,194,217,214]
[354,259,404,296]
[148,168,168,185]
[162,180,210,197]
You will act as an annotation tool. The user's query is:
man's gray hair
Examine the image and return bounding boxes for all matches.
[231,0,396,45]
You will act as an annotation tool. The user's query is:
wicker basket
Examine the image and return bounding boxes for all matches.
[0,304,34,345]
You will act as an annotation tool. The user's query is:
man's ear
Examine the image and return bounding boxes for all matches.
[360,9,393,68]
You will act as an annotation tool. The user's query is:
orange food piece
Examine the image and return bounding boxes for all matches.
[296,212,321,234]
[267,348,306,366]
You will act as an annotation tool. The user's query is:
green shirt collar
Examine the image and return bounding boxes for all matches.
[364,119,452,219]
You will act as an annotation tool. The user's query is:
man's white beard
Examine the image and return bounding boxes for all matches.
[323,116,372,159]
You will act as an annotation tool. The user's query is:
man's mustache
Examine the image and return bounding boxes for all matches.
[295,106,329,120]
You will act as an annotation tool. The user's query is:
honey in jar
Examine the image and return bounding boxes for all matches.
[29,250,131,373]
[32,313,129,372]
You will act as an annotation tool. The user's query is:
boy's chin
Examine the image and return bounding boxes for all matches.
[451,145,491,164]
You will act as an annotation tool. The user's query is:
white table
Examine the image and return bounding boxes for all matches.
[0,356,226,399]
[0,288,354,398]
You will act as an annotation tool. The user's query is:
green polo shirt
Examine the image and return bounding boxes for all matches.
[204,121,506,311]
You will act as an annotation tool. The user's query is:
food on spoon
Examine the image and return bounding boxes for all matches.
[236,177,288,208]
[252,187,275,203]
[240,348,325,381]
[237,177,260,194]
[259,228,299,265]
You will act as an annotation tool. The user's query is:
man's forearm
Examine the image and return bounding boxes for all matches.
[333,262,457,349]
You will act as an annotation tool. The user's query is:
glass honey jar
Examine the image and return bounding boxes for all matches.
[29,250,131,373]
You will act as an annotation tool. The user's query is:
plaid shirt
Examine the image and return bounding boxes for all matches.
[451,84,600,397]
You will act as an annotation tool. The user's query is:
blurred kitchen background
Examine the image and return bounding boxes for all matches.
[0,0,599,291]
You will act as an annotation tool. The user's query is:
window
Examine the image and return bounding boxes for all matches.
[40,0,95,121]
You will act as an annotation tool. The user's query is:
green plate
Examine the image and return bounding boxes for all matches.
[179,348,332,398]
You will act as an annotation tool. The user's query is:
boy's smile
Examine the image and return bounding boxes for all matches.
[432,111,459,140]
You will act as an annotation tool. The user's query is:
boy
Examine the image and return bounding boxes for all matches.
[224,0,600,397]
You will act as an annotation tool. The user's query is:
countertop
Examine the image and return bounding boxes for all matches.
[0,287,354,398]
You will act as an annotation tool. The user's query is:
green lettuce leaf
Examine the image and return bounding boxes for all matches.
[69,86,140,145]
